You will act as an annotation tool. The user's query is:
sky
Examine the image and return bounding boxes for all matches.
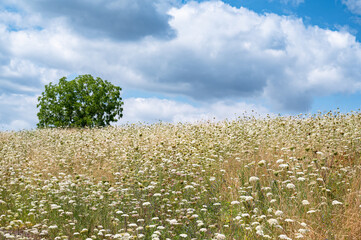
[1,0,361,130]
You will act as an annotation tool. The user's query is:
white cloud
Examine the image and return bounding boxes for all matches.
[279,0,304,6]
[127,2,361,110]
[342,0,361,15]
[5,0,175,41]
[119,98,270,124]
[0,93,38,131]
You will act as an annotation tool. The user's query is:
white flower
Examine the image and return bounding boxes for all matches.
[215,233,226,239]
[249,176,259,182]
[142,202,151,206]
[298,177,306,181]
[302,200,310,205]
[276,159,284,164]
[279,234,291,240]
[267,218,278,226]
[279,164,289,169]
[258,160,266,166]
[209,177,216,181]
[295,233,304,238]
[50,204,61,210]
[231,201,240,205]
[275,210,283,216]
[286,183,295,189]
[179,234,187,238]
[332,200,343,205]
[168,219,178,225]
[240,195,254,201]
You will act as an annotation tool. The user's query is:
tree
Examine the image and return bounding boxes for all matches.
[37,74,123,128]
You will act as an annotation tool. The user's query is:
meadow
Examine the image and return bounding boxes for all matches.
[0,112,360,240]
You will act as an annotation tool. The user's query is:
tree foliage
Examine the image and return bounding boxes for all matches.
[37,74,123,128]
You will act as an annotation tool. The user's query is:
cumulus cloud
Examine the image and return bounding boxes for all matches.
[6,0,175,41]
[342,0,361,15]
[119,98,270,124]
[0,94,38,131]
[126,2,361,111]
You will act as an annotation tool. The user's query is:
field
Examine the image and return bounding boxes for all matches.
[0,112,361,240]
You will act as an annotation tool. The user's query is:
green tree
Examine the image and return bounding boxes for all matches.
[37,74,123,128]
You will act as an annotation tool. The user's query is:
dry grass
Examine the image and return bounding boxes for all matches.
[1,112,361,240]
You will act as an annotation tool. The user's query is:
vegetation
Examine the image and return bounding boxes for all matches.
[0,112,360,239]
[37,75,123,128]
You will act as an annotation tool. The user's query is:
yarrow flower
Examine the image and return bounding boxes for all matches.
[279,163,289,169]
[279,234,292,240]
[49,225,58,229]
[215,233,226,240]
[240,195,254,201]
[267,218,278,226]
[302,200,310,205]
[275,210,283,216]
[249,176,259,182]
[168,219,178,225]
[332,200,343,205]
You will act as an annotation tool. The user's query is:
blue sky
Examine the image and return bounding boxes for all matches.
[1,0,361,130]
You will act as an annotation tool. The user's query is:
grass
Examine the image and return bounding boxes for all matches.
[0,111,360,239]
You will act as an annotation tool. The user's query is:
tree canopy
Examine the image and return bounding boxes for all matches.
[37,74,123,128]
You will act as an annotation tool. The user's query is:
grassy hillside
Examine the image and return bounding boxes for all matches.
[0,112,360,240]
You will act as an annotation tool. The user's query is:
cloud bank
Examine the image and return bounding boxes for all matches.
[119,98,270,124]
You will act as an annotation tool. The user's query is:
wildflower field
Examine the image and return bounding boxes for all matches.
[1,112,361,240]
